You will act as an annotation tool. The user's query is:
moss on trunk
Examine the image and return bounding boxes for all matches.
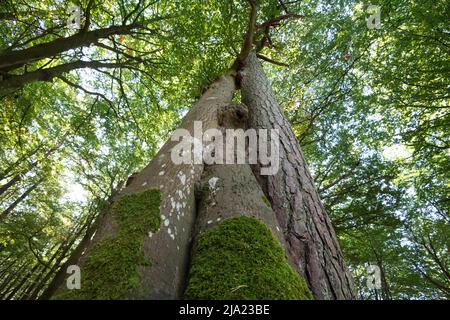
[55,188,161,300]
[184,216,313,300]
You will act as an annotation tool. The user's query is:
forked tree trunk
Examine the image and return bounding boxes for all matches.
[49,54,355,300]
[240,52,356,299]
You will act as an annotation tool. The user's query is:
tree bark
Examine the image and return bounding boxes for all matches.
[240,52,357,299]
[0,176,44,221]
[51,73,237,299]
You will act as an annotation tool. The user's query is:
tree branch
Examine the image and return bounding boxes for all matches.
[256,13,304,29]
[256,53,289,67]
[58,75,121,119]
[82,0,95,32]
[0,24,141,71]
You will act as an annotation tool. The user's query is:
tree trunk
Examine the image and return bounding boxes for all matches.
[0,176,44,221]
[0,260,29,298]
[240,52,356,299]
[39,207,103,300]
[50,74,237,299]
[0,143,60,198]
[48,53,356,300]
[0,24,140,71]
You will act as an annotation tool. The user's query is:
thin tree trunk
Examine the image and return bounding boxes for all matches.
[39,209,102,299]
[23,244,72,300]
[240,52,356,299]
[21,231,81,300]
[0,177,44,221]
[0,240,59,299]
[24,214,94,300]
[3,263,41,300]
[0,253,16,273]
[0,24,140,71]
[25,250,70,300]
[40,188,121,299]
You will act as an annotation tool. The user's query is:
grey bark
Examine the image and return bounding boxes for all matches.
[51,74,237,299]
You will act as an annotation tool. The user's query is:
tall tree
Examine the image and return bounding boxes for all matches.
[1,0,447,300]
[48,2,355,300]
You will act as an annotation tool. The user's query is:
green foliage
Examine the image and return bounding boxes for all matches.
[184,216,313,300]
[55,188,161,300]
[0,0,448,300]
[264,0,449,299]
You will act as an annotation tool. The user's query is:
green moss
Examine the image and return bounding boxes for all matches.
[55,188,161,300]
[261,195,272,208]
[184,216,313,300]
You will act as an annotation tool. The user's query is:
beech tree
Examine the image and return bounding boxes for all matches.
[1,0,448,300]
[35,0,355,300]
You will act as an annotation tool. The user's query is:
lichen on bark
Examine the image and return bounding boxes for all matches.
[55,188,161,300]
[184,216,313,300]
